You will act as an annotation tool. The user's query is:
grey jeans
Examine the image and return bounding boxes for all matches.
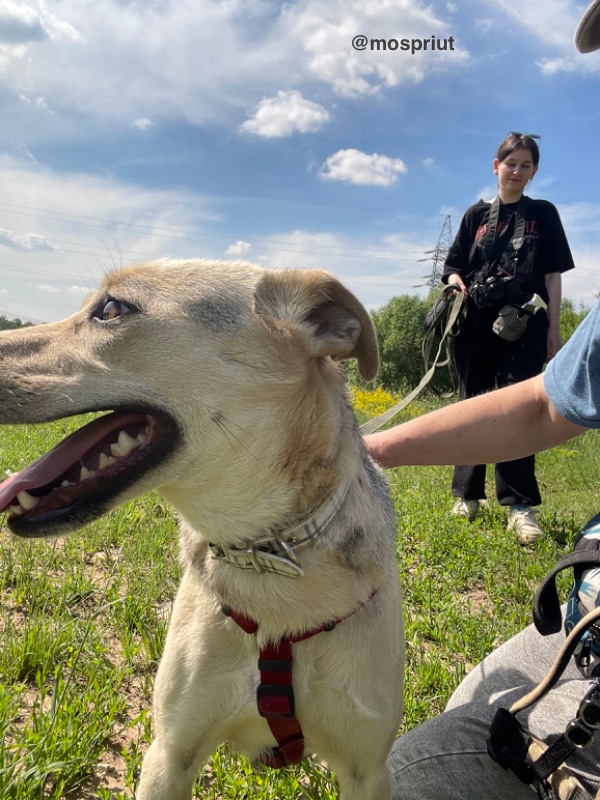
[389,622,600,799]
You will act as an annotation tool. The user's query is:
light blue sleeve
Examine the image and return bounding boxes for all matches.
[544,300,600,428]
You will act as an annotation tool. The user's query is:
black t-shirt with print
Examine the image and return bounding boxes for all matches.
[442,196,575,303]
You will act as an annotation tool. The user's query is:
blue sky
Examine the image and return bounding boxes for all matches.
[1,0,599,323]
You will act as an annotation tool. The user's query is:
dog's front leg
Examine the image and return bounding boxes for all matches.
[136,738,206,800]
[136,677,221,800]
[135,572,256,800]
[335,761,393,800]
[135,668,254,800]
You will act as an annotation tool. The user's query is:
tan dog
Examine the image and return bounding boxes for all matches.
[0,260,404,800]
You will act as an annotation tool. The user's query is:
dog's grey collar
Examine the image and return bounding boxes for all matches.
[208,483,350,578]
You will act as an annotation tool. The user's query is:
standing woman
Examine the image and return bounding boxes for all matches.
[443,133,575,543]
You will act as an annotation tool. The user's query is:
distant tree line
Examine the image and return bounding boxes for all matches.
[345,292,590,393]
[0,316,34,331]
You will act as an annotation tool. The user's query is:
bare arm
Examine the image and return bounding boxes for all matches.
[545,272,563,360]
[364,373,586,469]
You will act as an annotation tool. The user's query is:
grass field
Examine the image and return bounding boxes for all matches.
[0,398,598,799]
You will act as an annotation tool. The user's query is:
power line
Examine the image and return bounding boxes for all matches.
[0,200,427,258]
[0,308,45,324]
[0,261,97,283]
[3,154,454,219]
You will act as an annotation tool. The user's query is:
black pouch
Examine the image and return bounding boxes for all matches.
[423,286,457,332]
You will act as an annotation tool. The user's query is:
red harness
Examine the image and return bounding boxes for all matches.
[222,590,377,768]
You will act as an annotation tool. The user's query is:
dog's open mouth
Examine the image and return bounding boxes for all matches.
[0,410,179,538]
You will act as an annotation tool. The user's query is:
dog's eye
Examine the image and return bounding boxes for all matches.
[97,299,136,322]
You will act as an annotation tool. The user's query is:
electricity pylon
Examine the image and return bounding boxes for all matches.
[418,214,453,288]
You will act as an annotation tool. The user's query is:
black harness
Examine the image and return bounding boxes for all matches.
[483,195,528,269]
[467,196,530,311]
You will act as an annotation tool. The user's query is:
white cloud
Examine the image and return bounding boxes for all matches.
[504,199,600,305]
[38,1,82,43]
[0,0,468,132]
[240,90,329,137]
[0,227,55,251]
[132,118,156,131]
[225,240,252,256]
[0,1,293,127]
[474,18,494,35]
[486,0,576,49]
[0,154,219,239]
[537,57,572,74]
[68,284,93,294]
[0,154,222,321]
[0,0,47,44]
[319,148,407,186]
[249,227,435,308]
[537,54,600,75]
[556,201,600,236]
[475,183,498,204]
[282,0,468,97]
[36,284,60,293]
[18,94,51,110]
[481,0,600,75]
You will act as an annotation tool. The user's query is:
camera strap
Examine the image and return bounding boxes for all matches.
[488,607,600,800]
[482,195,528,278]
[533,550,600,637]
[487,552,600,800]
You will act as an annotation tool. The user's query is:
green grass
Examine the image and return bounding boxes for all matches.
[0,413,598,798]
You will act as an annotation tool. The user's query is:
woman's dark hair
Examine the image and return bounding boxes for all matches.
[496,133,540,166]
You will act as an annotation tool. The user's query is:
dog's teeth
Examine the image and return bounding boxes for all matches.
[110,430,138,457]
[136,428,149,445]
[119,429,139,452]
[8,504,24,516]
[80,466,95,481]
[61,480,75,487]
[98,453,115,470]
[16,491,40,510]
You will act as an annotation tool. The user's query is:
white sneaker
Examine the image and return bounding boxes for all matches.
[508,505,543,544]
[451,498,480,521]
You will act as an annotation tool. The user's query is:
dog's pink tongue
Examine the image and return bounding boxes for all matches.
[0,432,94,511]
[0,470,35,510]
[0,411,143,512]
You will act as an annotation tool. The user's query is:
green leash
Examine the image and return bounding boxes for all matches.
[360,287,465,436]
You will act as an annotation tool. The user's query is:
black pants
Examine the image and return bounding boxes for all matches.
[452,304,548,507]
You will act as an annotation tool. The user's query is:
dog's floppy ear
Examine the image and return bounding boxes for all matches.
[254,269,379,381]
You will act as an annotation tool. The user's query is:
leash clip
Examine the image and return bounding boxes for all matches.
[273,533,302,567]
